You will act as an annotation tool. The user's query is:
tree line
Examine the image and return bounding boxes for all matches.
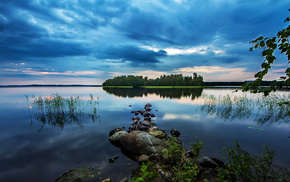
[102,73,204,87]
[103,87,203,99]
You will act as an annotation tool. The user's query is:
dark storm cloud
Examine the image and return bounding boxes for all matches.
[0,36,89,61]
[0,0,129,61]
[0,0,289,84]
[97,45,167,65]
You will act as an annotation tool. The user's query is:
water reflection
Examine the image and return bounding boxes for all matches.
[201,93,290,125]
[103,87,203,99]
[26,93,100,131]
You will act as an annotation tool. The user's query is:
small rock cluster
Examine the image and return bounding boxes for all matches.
[109,103,167,162]
[129,103,157,132]
[108,103,225,181]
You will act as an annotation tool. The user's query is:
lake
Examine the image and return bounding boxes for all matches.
[0,86,289,182]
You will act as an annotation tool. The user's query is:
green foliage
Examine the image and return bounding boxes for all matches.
[191,137,204,160]
[168,137,202,182]
[131,137,289,182]
[131,162,158,182]
[168,137,184,164]
[102,73,204,87]
[217,141,290,182]
[173,163,199,182]
[245,9,290,95]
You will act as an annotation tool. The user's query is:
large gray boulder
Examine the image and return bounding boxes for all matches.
[109,131,129,148]
[109,131,162,155]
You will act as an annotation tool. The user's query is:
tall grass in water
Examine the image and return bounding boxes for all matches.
[201,93,290,125]
[25,93,100,131]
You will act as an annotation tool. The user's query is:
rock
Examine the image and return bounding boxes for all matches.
[143,112,150,117]
[201,156,219,169]
[121,148,139,161]
[108,156,119,163]
[185,149,195,158]
[108,128,123,137]
[145,107,152,112]
[132,116,140,122]
[119,131,162,155]
[140,120,153,127]
[145,103,152,107]
[197,168,218,182]
[210,158,224,167]
[170,129,180,137]
[120,177,128,182]
[157,167,173,181]
[55,168,94,182]
[149,128,167,139]
[109,131,129,148]
[144,117,151,122]
[137,123,150,131]
[101,178,111,182]
[138,154,149,163]
[148,153,163,163]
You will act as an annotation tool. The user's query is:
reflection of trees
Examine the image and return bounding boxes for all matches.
[102,87,203,100]
[26,93,100,131]
[201,93,290,125]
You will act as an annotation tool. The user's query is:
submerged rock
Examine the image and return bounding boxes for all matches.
[55,168,95,182]
[170,129,180,137]
[101,178,111,182]
[108,156,120,163]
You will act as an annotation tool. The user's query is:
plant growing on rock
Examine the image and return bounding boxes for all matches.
[167,137,201,182]
[131,161,158,182]
[191,137,204,160]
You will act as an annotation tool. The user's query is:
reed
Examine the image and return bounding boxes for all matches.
[201,92,290,125]
[26,93,100,131]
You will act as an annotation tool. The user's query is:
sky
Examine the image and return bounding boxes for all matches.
[0,0,289,85]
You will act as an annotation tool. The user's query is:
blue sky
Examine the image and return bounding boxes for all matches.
[0,0,289,85]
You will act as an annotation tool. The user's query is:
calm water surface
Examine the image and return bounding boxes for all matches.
[0,86,289,182]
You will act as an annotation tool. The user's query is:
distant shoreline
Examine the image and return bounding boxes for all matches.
[1,81,288,89]
[0,85,102,88]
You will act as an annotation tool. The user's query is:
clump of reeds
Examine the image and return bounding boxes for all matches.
[25,93,100,131]
[201,92,290,125]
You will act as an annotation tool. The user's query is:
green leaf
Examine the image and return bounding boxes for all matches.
[261,63,269,69]
[262,50,268,56]
[266,55,276,64]
[255,71,264,78]
[260,41,265,47]
[262,49,273,56]
[251,36,264,43]
[257,36,264,41]
[270,43,277,50]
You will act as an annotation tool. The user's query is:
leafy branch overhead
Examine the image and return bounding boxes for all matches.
[244,9,290,95]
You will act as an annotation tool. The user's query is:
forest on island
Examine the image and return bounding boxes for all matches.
[102,73,204,87]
